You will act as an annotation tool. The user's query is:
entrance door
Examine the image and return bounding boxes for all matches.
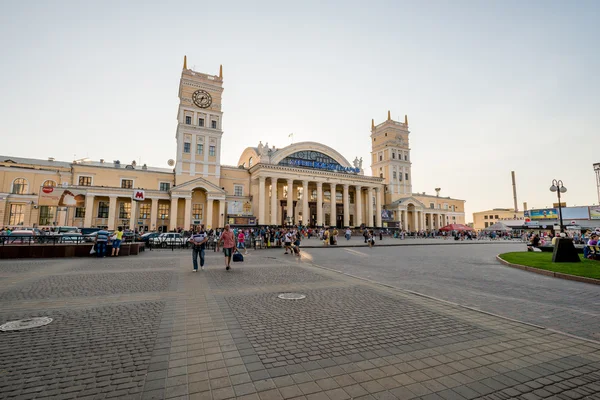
[336,204,344,228]
[308,202,317,227]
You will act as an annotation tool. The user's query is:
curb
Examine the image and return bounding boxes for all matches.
[285,240,523,249]
[495,255,600,286]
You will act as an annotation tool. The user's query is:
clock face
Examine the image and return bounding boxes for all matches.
[192,90,212,108]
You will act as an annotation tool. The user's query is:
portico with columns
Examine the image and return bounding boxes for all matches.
[242,142,385,228]
[385,196,450,232]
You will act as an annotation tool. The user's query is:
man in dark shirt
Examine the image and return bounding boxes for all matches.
[189,226,208,271]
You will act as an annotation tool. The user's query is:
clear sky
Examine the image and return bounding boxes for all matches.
[1,0,598,221]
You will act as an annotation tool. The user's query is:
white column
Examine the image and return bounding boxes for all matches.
[402,209,408,230]
[330,183,336,227]
[84,194,94,227]
[439,214,444,228]
[206,198,214,229]
[184,197,192,230]
[355,185,362,227]
[258,176,266,225]
[169,197,179,231]
[421,210,425,231]
[343,184,350,227]
[150,198,159,231]
[270,177,278,225]
[218,200,225,227]
[375,187,382,228]
[130,199,138,231]
[108,196,118,230]
[302,180,309,226]
[316,182,323,227]
[287,179,294,225]
[367,187,374,227]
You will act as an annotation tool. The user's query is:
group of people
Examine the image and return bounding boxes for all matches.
[93,227,124,257]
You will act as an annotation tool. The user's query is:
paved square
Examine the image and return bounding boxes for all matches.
[225,286,493,368]
[0,246,598,400]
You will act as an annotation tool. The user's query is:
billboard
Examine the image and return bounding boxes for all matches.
[525,208,558,220]
[381,209,393,221]
[227,200,253,216]
[560,206,589,220]
[590,206,600,220]
[39,187,86,207]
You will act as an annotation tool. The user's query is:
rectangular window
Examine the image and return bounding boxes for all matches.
[97,201,109,218]
[185,116,191,125]
[159,182,170,191]
[75,207,85,218]
[311,190,317,201]
[158,204,169,220]
[298,187,303,200]
[78,176,92,186]
[192,204,203,220]
[184,142,191,153]
[392,152,396,159]
[198,118,204,127]
[349,192,355,204]
[196,143,203,154]
[484,215,488,219]
[379,155,382,162]
[404,154,408,161]
[495,215,499,219]
[211,120,217,129]
[9,204,25,225]
[209,145,215,156]
[485,222,489,228]
[393,171,397,179]
[121,179,133,189]
[119,202,131,219]
[139,203,151,219]
[405,173,409,180]
[39,206,55,225]
[430,203,435,209]
[234,185,243,197]
[399,174,402,181]
[335,192,342,203]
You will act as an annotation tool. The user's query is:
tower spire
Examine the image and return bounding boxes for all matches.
[404,114,408,125]
[183,55,187,70]
[219,64,223,79]
[387,110,391,121]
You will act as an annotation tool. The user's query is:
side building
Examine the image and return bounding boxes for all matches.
[473,208,525,231]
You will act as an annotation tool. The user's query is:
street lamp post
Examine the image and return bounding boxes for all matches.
[594,163,600,205]
[549,179,567,233]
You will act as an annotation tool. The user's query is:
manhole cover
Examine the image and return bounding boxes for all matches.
[0,317,53,331]
[278,293,306,300]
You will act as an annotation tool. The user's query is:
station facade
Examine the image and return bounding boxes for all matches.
[0,58,465,231]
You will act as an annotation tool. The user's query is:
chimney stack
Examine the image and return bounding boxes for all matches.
[511,171,519,212]
[523,202,528,211]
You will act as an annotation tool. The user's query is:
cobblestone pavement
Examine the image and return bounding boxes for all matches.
[0,248,599,399]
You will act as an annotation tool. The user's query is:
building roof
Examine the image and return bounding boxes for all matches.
[0,155,71,169]
[411,192,465,202]
[0,155,173,174]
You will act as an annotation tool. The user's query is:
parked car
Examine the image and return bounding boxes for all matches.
[60,233,84,243]
[149,233,184,247]
[140,232,160,243]
[122,231,142,243]
[80,228,101,236]
[7,230,35,244]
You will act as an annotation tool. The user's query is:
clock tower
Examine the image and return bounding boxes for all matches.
[371,111,412,203]
[175,56,224,187]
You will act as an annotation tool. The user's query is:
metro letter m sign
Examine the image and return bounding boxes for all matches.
[133,190,145,201]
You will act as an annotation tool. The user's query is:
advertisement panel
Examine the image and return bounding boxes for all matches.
[525,208,558,220]
[39,186,86,207]
[590,206,600,220]
[560,206,589,220]
[227,200,253,216]
[381,209,393,221]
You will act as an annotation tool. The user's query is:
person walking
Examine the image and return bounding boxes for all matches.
[189,226,208,271]
[219,224,235,270]
[95,228,109,258]
[237,229,248,255]
[111,226,124,256]
[284,229,293,254]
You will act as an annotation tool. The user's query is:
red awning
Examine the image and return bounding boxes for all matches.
[439,224,474,232]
